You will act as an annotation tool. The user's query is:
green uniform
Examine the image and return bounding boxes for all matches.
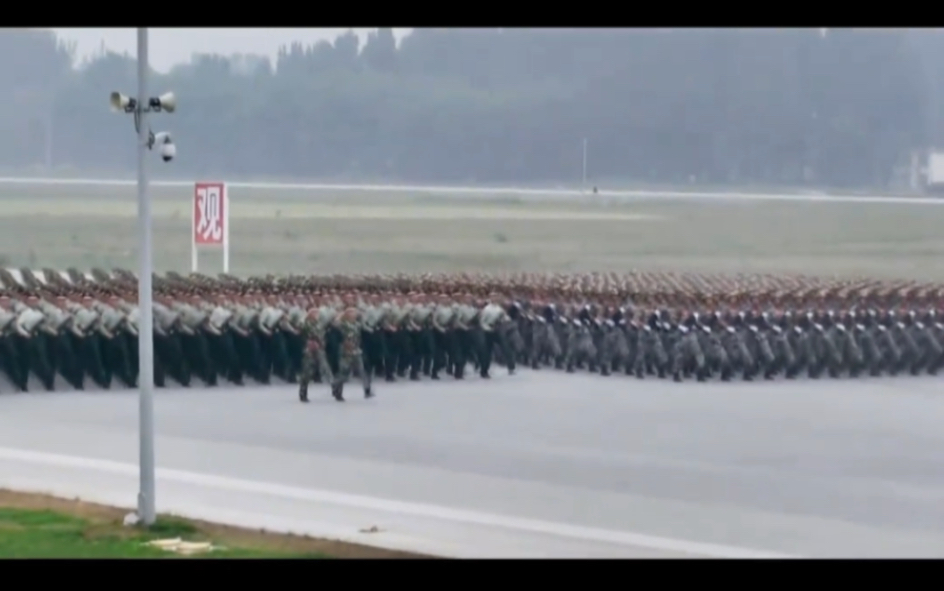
[331,309,370,397]
[411,303,434,374]
[0,307,24,390]
[431,304,456,376]
[360,304,385,378]
[298,305,337,397]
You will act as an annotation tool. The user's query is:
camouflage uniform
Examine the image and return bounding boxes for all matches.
[297,306,335,402]
[330,308,373,400]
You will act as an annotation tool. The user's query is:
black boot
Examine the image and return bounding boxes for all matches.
[332,383,345,402]
[298,382,308,403]
[364,386,374,399]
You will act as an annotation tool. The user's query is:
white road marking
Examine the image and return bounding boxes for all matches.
[0,201,664,221]
[0,445,795,558]
[0,176,940,205]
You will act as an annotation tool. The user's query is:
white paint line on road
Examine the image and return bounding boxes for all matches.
[0,176,940,205]
[0,445,795,558]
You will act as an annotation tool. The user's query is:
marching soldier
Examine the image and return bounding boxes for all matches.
[479,296,515,378]
[206,298,243,384]
[151,300,183,387]
[280,299,307,383]
[359,295,386,381]
[564,317,596,374]
[409,295,435,378]
[431,294,456,380]
[378,297,400,381]
[700,325,732,381]
[453,296,478,379]
[746,323,776,380]
[832,322,862,378]
[93,296,135,388]
[529,302,561,370]
[297,302,335,403]
[232,298,265,383]
[718,321,750,380]
[392,297,417,380]
[769,325,796,380]
[258,298,291,384]
[854,319,883,377]
[328,305,374,401]
[671,324,705,382]
[598,317,628,376]
[0,298,24,391]
[634,313,668,379]
[13,297,54,390]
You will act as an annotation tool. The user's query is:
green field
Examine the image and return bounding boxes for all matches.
[0,489,426,558]
[0,508,327,558]
[0,183,942,280]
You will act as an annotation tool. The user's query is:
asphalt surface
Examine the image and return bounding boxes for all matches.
[0,370,943,557]
[0,176,942,205]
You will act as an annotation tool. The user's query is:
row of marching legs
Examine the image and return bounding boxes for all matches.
[0,328,307,392]
[0,332,134,392]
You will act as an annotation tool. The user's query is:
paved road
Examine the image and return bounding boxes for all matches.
[0,371,943,557]
[0,176,940,205]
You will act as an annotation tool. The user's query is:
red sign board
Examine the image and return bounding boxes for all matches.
[193,182,226,245]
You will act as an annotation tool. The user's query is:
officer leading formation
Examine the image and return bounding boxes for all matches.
[0,267,941,401]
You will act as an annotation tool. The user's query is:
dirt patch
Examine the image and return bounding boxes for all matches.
[0,489,434,558]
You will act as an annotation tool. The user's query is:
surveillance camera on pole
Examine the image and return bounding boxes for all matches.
[150,131,176,162]
[109,29,170,529]
[109,89,177,162]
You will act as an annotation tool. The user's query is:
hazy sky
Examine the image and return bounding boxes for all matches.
[51,28,413,73]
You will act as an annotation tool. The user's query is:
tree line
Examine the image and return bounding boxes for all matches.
[1,28,942,188]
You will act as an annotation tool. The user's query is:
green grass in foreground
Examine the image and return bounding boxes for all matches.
[0,507,328,558]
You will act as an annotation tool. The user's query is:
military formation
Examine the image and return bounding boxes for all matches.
[0,267,941,398]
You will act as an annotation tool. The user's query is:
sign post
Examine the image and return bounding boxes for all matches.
[192,181,229,273]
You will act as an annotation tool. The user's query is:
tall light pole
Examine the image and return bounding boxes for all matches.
[582,138,588,186]
[110,27,177,527]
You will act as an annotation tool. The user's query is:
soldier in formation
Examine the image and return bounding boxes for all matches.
[0,267,942,394]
